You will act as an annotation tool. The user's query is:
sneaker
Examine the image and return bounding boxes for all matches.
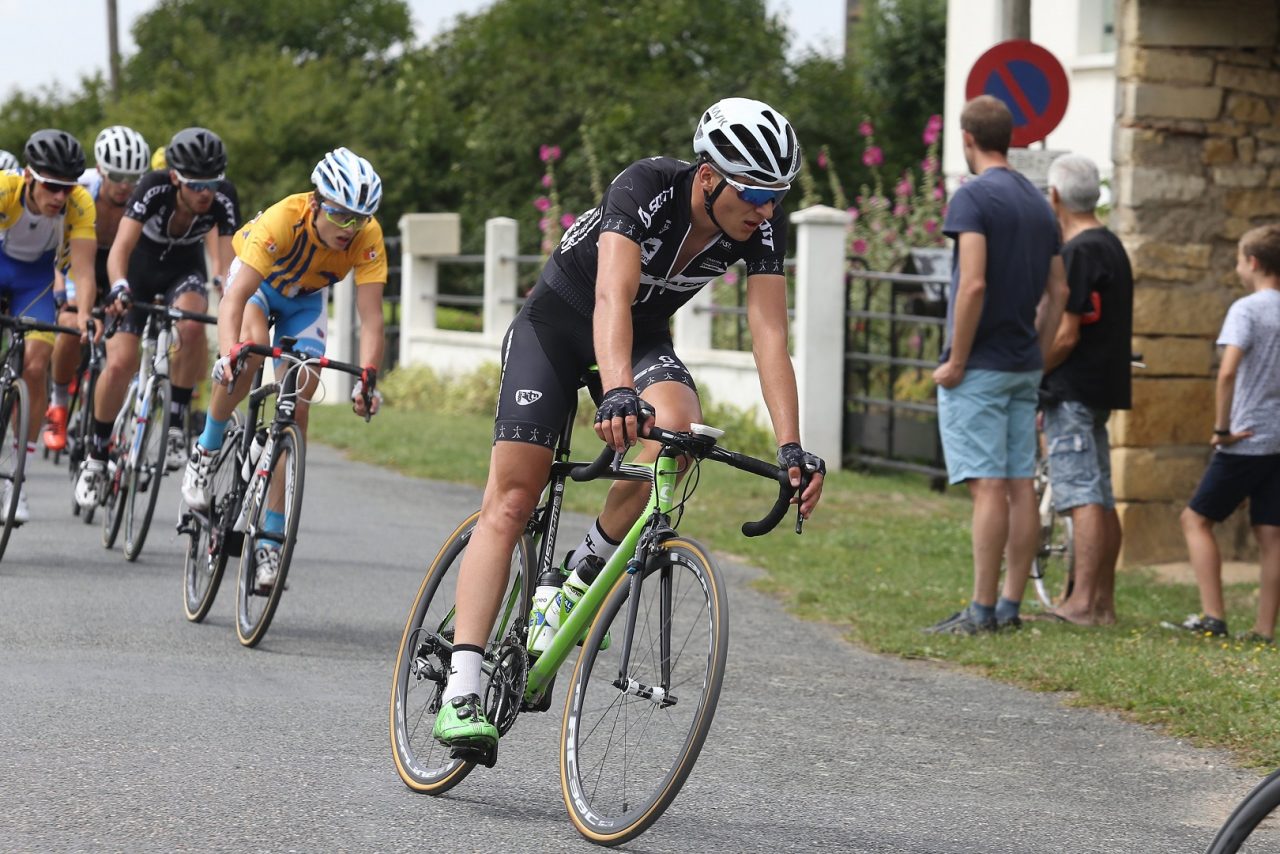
[432,693,498,750]
[165,427,188,472]
[923,607,997,636]
[74,458,106,510]
[254,543,281,590]
[1162,613,1229,638]
[2,481,29,524]
[42,405,68,452]
[181,444,216,511]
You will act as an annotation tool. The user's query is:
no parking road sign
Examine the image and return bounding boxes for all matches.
[965,40,1069,147]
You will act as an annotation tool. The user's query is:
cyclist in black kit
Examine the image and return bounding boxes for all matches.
[432,98,827,751]
[74,127,240,511]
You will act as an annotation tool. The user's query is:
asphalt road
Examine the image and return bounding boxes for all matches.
[1,443,1275,853]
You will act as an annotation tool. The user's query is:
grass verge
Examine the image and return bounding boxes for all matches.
[310,404,1280,768]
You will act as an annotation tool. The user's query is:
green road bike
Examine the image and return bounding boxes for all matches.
[389,389,809,846]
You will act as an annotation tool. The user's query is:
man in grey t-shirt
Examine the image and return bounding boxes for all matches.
[1173,223,1280,643]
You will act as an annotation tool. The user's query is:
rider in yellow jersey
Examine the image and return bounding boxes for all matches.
[181,147,387,589]
[0,130,97,522]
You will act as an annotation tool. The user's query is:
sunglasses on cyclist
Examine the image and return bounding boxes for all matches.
[718,172,789,207]
[320,202,370,231]
[174,172,222,193]
[104,169,143,184]
[29,169,78,196]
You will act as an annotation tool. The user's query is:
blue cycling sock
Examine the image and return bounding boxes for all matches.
[969,600,996,624]
[197,415,230,451]
[264,510,286,535]
[995,597,1021,622]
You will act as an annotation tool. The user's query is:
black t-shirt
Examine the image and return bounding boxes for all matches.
[543,156,787,325]
[124,170,240,261]
[1043,227,1134,410]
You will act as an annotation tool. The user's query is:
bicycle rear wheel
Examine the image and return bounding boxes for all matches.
[123,377,170,561]
[560,537,729,846]
[1031,509,1074,608]
[1207,768,1280,853]
[183,414,243,622]
[390,511,531,795]
[235,423,304,647]
[0,378,30,562]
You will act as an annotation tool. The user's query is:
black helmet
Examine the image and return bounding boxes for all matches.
[167,127,227,177]
[24,129,86,179]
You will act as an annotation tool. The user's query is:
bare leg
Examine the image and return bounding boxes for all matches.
[1053,503,1105,625]
[1094,507,1121,624]
[1254,524,1280,639]
[21,340,52,445]
[94,332,142,425]
[968,478,1010,607]
[1181,506,1225,620]
[171,290,210,392]
[1001,476,1038,605]
[50,306,81,387]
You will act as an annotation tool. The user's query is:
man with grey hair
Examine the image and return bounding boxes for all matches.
[1039,152,1134,625]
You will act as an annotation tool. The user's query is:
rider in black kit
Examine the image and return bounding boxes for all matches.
[74,127,240,511]
[432,97,828,753]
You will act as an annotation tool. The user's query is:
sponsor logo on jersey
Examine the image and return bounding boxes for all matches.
[640,238,662,265]
[132,201,146,215]
[636,186,675,228]
[265,238,277,254]
[515,389,543,406]
[700,259,727,275]
[365,247,378,261]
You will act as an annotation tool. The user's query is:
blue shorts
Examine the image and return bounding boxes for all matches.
[0,249,58,324]
[1043,400,1115,511]
[248,281,328,359]
[1188,451,1280,526]
[938,368,1041,484]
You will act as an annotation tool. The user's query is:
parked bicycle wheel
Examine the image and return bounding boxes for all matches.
[183,415,243,622]
[1206,768,1280,853]
[0,378,30,562]
[561,537,729,846]
[235,423,305,647]
[390,510,532,795]
[1032,509,1075,608]
[100,388,135,550]
[123,376,171,561]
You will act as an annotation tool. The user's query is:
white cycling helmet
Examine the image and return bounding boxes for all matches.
[0,149,18,173]
[311,147,382,216]
[693,97,801,187]
[94,125,151,175]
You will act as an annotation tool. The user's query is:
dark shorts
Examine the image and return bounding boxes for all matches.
[119,243,208,336]
[493,284,696,447]
[1043,400,1115,511]
[1188,451,1280,526]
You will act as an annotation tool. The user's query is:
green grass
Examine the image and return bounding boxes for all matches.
[309,404,1280,768]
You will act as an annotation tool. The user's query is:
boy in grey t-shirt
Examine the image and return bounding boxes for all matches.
[1171,223,1280,643]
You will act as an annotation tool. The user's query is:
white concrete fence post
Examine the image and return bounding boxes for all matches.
[483,217,518,340]
[791,205,851,473]
[672,280,714,352]
[319,272,357,404]
[397,213,461,368]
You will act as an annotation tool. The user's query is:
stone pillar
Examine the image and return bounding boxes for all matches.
[1111,0,1280,565]
[483,217,518,342]
[398,213,461,365]
[792,205,852,472]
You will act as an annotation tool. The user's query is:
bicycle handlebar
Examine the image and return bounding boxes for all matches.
[570,425,799,538]
[0,314,82,337]
[129,300,218,326]
[236,342,377,421]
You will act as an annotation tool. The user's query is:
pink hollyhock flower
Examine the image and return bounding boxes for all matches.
[541,174,553,188]
[560,213,576,229]
[858,121,874,138]
[862,146,883,167]
[895,178,912,197]
[534,196,551,212]
[817,150,828,169]
[539,145,561,163]
[924,218,939,233]
[724,270,739,285]
[847,206,859,221]
[538,217,550,232]
[893,203,908,217]
[921,155,938,174]
[933,185,945,201]
[852,238,869,255]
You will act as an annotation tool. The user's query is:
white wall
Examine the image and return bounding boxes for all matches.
[944,0,1117,185]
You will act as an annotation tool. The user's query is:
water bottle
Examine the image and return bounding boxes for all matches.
[526,570,563,656]
[546,554,605,632]
[241,430,267,482]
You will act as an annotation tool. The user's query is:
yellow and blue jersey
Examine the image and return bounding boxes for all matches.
[0,171,95,271]
[233,193,386,297]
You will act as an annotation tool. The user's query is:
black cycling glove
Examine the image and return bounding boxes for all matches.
[594,386,644,425]
[777,443,827,478]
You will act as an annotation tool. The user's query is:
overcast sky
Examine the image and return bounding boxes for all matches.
[2,0,845,97]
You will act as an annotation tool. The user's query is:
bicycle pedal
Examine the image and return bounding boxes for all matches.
[449,742,498,768]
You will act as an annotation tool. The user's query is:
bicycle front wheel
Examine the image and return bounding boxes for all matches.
[182,414,243,622]
[560,537,729,846]
[101,390,135,550]
[390,511,531,796]
[68,361,98,522]
[1207,768,1280,853]
[123,377,170,561]
[235,423,304,647]
[0,378,31,562]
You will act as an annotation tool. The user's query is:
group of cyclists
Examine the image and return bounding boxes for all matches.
[1,96,827,760]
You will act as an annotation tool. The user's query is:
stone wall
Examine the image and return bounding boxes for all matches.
[1111,0,1280,564]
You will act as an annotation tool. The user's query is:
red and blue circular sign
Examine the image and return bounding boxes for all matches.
[965,40,1069,147]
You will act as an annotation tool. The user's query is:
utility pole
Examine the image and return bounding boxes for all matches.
[107,0,121,97]
[1001,0,1031,40]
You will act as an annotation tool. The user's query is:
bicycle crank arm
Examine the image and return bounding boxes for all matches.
[613,676,678,708]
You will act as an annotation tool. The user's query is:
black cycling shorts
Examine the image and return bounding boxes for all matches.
[119,242,208,337]
[493,283,696,447]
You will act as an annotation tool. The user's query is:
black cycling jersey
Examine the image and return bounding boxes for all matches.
[545,157,787,321]
[124,170,240,261]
